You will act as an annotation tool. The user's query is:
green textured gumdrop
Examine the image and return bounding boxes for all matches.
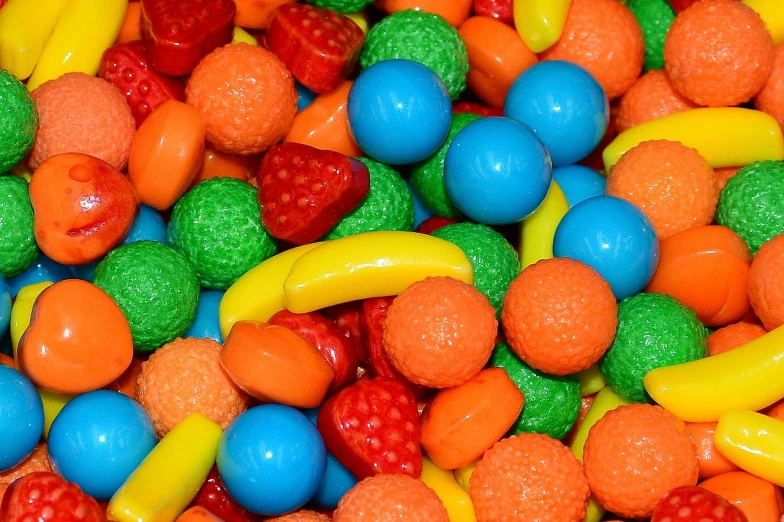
[627,0,675,71]
[304,0,374,12]
[0,70,38,174]
[0,175,38,277]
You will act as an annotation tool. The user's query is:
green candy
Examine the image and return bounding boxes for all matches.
[325,157,414,240]
[304,0,373,12]
[490,342,581,440]
[0,70,38,174]
[431,222,519,316]
[411,112,481,218]
[0,175,38,277]
[361,10,469,100]
[627,0,675,71]
[601,293,707,403]
[716,161,784,255]
[94,241,200,351]
[168,178,278,290]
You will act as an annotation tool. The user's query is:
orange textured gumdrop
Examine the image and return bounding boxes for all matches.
[748,233,784,331]
[334,474,449,522]
[615,70,698,133]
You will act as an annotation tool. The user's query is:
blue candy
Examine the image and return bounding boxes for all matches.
[7,254,71,297]
[0,276,11,339]
[124,205,168,245]
[408,180,435,229]
[0,365,44,472]
[296,81,318,112]
[552,165,607,207]
[184,290,225,343]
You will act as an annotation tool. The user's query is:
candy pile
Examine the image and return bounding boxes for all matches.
[0,0,783,521]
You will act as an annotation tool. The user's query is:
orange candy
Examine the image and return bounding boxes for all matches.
[175,506,226,522]
[0,353,15,369]
[748,233,784,331]
[116,2,141,44]
[375,0,472,26]
[0,444,52,505]
[128,100,207,210]
[267,510,331,522]
[105,354,145,398]
[615,70,699,133]
[192,147,258,188]
[334,474,449,522]
[701,472,784,522]
[18,279,134,394]
[707,322,767,356]
[220,321,334,408]
[684,422,740,480]
[234,0,295,30]
[716,166,742,191]
[420,368,524,470]
[755,43,784,131]
[29,153,139,265]
[645,225,752,327]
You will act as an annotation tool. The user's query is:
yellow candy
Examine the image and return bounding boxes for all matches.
[519,180,569,270]
[10,281,53,359]
[39,388,73,438]
[420,457,477,522]
[283,231,473,313]
[232,27,258,46]
[0,0,69,80]
[569,386,630,463]
[576,364,606,397]
[644,324,784,422]
[582,498,605,522]
[345,10,370,34]
[743,0,784,44]
[513,0,572,53]
[108,413,223,522]
[454,461,476,493]
[603,108,784,171]
[27,0,128,91]
[715,410,784,487]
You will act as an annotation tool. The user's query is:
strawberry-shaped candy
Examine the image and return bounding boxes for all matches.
[317,376,423,480]
[323,301,366,365]
[99,41,186,128]
[265,4,365,93]
[140,0,236,76]
[473,0,513,25]
[667,0,699,12]
[652,486,749,522]
[415,217,459,235]
[258,142,370,245]
[0,472,105,522]
[192,467,262,522]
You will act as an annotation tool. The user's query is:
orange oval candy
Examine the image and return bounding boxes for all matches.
[18,279,134,394]
[176,506,226,522]
[375,0,472,26]
[235,0,295,30]
[420,367,524,470]
[30,153,140,265]
[128,99,207,210]
[191,146,258,188]
[645,225,752,327]
[684,422,740,480]
[219,321,334,408]
[116,2,141,44]
[700,471,784,522]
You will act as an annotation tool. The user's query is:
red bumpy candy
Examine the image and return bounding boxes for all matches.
[192,468,263,522]
[416,217,459,235]
[652,486,749,522]
[0,472,105,522]
[323,302,366,365]
[473,0,514,25]
[452,101,504,117]
[667,0,699,12]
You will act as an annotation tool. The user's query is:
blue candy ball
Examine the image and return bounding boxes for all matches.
[554,196,659,300]
[7,254,71,297]
[124,205,168,245]
[218,405,327,516]
[444,117,552,225]
[348,59,452,165]
[0,276,11,339]
[185,290,225,343]
[408,180,435,229]
[296,81,317,112]
[48,390,157,499]
[552,165,607,207]
[0,365,44,472]
[504,61,609,167]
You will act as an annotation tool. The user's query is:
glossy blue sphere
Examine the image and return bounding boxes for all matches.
[408,180,434,229]
[124,205,168,245]
[0,276,11,339]
[0,365,44,472]
[444,117,552,225]
[7,254,71,297]
[552,165,607,207]
[185,290,225,343]
[504,61,609,167]
[553,196,659,300]
[296,82,317,112]
[348,59,452,165]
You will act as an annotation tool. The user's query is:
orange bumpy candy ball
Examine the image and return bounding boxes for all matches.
[501,258,618,376]
[606,140,719,240]
[267,510,331,522]
[583,404,699,518]
[615,70,699,133]
[715,167,741,191]
[334,474,449,522]
[469,433,589,522]
[707,322,767,356]
[0,444,51,504]
[664,0,775,107]
[748,234,784,331]
[382,277,497,389]
[755,43,784,131]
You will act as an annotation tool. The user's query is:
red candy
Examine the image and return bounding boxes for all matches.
[451,101,503,117]
[323,302,366,365]
[416,216,459,235]
[0,472,105,522]
[667,0,699,12]
[192,468,262,522]
[652,486,749,522]
[473,0,513,25]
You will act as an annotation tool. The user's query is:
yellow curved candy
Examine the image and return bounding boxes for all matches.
[454,461,476,493]
[570,386,630,463]
[232,27,258,46]
[576,364,606,397]
[40,388,73,438]
[108,413,222,522]
[513,0,572,53]
[0,0,69,80]
[220,243,321,338]
[10,281,53,359]
[346,10,370,34]
[519,180,569,270]
[603,108,784,172]
[420,457,477,522]
[644,325,784,422]
[715,410,784,487]
[743,0,784,44]
[283,231,473,313]
[27,0,128,91]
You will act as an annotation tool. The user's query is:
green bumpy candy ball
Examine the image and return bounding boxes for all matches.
[168,178,278,290]
[716,161,784,255]
[627,0,675,71]
[490,342,581,440]
[304,0,373,12]
[360,10,469,100]
[0,175,38,277]
[325,157,414,240]
[0,70,38,174]
[431,223,519,316]
[410,112,481,218]
[601,293,707,403]
[93,241,200,351]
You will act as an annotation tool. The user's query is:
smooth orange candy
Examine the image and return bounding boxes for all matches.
[175,506,225,522]
[234,0,295,30]
[375,0,472,26]
[685,422,740,480]
[116,2,142,44]
[700,471,784,522]
[191,146,258,188]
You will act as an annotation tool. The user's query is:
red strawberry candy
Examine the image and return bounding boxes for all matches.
[667,0,699,12]
[99,41,186,128]
[140,0,236,76]
[192,467,262,522]
[0,472,105,522]
[323,301,366,365]
[652,486,749,522]
[452,101,503,117]
[317,376,423,480]
[416,217,459,235]
[473,0,513,25]
[258,142,370,245]
[265,4,364,94]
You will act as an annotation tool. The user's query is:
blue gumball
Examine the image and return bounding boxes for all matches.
[296,81,318,112]
[185,290,225,343]
[124,204,168,245]
[0,365,44,471]
[553,196,659,300]
[552,165,607,207]
[504,61,609,167]
[48,390,157,499]
[0,276,11,339]
[7,254,71,297]
[444,117,552,225]
[407,180,434,229]
[218,405,326,516]
[348,59,452,165]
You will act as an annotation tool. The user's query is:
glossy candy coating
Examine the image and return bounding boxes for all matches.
[0,365,43,472]
[185,291,225,343]
[551,165,606,207]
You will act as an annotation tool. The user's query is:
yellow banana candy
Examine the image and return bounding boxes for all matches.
[603,108,784,171]
[220,243,321,339]
[346,10,370,34]
[715,410,784,487]
[40,388,72,438]
[576,364,606,397]
[513,0,572,53]
[519,180,569,270]
[232,27,258,46]
[743,0,784,44]
[10,281,53,359]
[27,0,128,91]
[420,457,477,522]
[0,0,69,80]
[570,386,631,463]
[644,325,784,422]
[283,231,473,313]
[454,461,476,493]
